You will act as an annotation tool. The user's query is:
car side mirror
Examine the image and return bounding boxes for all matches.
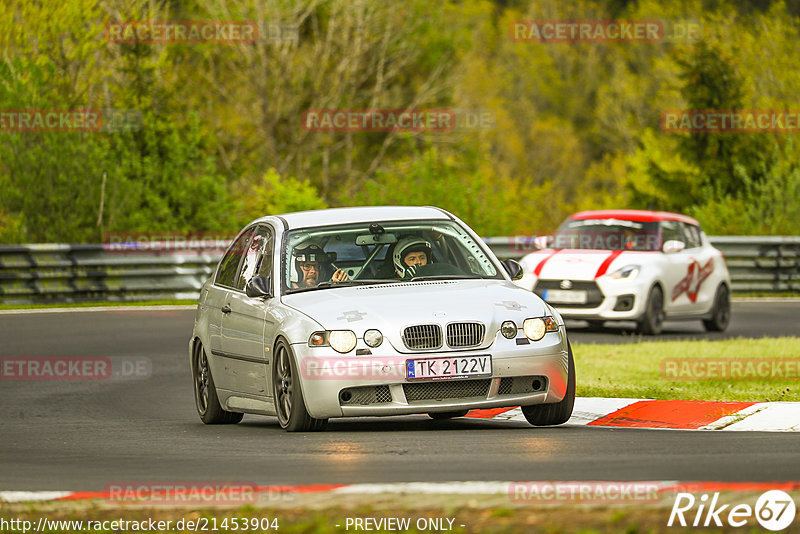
[534,235,554,250]
[662,240,686,254]
[245,275,272,298]
[501,259,524,280]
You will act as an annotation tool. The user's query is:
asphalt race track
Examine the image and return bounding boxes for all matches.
[1,301,799,490]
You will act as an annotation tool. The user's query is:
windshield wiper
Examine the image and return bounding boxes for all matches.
[408,275,483,282]
[284,279,399,294]
[317,279,399,288]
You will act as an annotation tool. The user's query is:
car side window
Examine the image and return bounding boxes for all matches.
[681,223,702,249]
[215,228,255,288]
[660,221,684,245]
[236,225,274,291]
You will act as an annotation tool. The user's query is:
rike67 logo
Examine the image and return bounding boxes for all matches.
[668,490,796,530]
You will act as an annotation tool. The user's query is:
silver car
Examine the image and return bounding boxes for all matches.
[189,206,575,431]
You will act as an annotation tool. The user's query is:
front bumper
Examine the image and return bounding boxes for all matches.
[530,276,651,321]
[292,327,570,419]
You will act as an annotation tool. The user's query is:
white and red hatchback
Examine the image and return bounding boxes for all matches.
[516,210,731,334]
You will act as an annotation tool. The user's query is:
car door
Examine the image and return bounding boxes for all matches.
[206,227,255,391]
[659,220,694,314]
[218,225,276,397]
[679,222,716,313]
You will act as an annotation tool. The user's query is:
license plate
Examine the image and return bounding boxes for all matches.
[406,355,491,380]
[543,289,587,304]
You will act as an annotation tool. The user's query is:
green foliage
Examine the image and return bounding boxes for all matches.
[1,0,799,243]
[673,40,766,198]
[240,168,327,222]
[624,129,704,211]
[692,138,800,234]
[352,142,557,236]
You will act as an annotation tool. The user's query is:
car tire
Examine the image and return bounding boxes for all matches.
[521,343,575,426]
[637,285,665,335]
[703,284,731,332]
[192,342,244,425]
[428,410,470,420]
[272,338,328,432]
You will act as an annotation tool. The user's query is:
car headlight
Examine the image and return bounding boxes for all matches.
[522,317,558,341]
[500,321,517,339]
[308,330,358,353]
[610,265,640,280]
[363,329,383,348]
[328,330,357,353]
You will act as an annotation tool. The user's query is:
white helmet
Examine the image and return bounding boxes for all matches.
[392,237,432,278]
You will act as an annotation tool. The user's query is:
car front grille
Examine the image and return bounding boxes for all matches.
[446,322,485,348]
[403,379,491,403]
[534,279,604,308]
[403,324,442,350]
[498,376,548,395]
[339,385,392,406]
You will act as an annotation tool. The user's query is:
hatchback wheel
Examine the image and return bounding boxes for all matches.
[703,284,731,332]
[193,342,243,424]
[637,285,665,335]
[272,339,328,432]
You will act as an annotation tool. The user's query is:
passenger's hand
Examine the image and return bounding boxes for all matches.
[331,268,349,283]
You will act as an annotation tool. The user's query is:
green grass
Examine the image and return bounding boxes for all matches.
[0,503,739,534]
[732,291,800,298]
[0,299,196,310]
[574,337,800,402]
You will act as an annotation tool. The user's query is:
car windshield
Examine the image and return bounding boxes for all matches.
[282,219,502,293]
[553,218,661,251]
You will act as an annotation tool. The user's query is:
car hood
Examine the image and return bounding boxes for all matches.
[281,279,549,352]
[522,249,656,281]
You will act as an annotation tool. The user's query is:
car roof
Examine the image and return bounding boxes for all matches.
[253,206,453,229]
[570,209,700,226]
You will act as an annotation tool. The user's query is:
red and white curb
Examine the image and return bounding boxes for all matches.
[466,398,800,431]
[3,481,800,504]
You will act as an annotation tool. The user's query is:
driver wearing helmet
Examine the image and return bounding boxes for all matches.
[393,237,433,279]
[291,240,349,288]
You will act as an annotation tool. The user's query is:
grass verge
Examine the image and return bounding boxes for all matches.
[0,496,770,534]
[0,300,196,310]
[574,337,800,402]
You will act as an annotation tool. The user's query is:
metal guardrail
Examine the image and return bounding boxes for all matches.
[0,237,798,304]
[0,244,222,305]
